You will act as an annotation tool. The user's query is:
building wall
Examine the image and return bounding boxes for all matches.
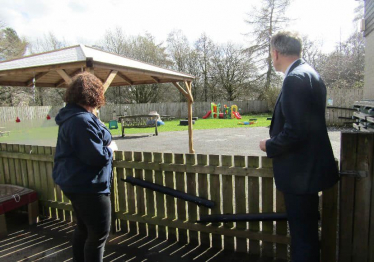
[363,0,374,99]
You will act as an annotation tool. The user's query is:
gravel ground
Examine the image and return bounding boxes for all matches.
[113,126,345,160]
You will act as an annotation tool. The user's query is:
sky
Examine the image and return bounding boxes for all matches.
[0,0,361,54]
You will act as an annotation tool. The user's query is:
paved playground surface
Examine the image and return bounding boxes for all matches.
[113,127,342,160]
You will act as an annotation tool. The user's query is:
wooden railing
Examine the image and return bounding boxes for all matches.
[0,143,339,261]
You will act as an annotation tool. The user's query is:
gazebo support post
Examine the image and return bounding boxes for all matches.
[173,81,195,154]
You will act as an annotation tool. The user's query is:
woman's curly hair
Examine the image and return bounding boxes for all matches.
[64,72,105,108]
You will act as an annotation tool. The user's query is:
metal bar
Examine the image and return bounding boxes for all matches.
[121,176,215,208]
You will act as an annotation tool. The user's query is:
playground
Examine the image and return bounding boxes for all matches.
[0,115,342,159]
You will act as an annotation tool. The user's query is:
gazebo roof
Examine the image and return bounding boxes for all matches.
[0,44,194,88]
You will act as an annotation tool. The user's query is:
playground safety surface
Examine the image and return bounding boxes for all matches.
[113,127,342,159]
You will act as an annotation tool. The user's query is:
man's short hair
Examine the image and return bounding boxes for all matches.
[270,31,302,57]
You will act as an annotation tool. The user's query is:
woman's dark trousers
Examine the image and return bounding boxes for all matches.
[283,192,320,262]
[64,193,111,262]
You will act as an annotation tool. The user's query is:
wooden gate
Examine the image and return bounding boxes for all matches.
[339,133,374,262]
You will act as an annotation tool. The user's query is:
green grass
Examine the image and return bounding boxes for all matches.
[105,113,272,136]
[0,113,271,144]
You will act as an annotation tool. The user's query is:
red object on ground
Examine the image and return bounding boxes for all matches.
[16,117,21,122]
[233,111,242,119]
[219,113,224,119]
[202,110,211,119]
[46,115,51,120]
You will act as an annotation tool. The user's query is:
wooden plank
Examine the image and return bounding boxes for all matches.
[370,141,374,262]
[221,155,235,251]
[261,157,274,257]
[115,151,127,231]
[44,147,57,218]
[13,144,22,186]
[275,189,288,260]
[7,144,16,185]
[339,133,357,262]
[143,152,156,237]
[175,153,187,243]
[164,153,177,241]
[19,145,29,187]
[352,134,373,262]
[134,152,146,235]
[0,151,54,162]
[103,70,118,92]
[124,151,137,234]
[113,160,274,177]
[197,154,210,247]
[25,145,35,190]
[185,153,198,245]
[209,154,221,249]
[115,213,291,244]
[321,184,338,262]
[37,146,49,217]
[247,156,260,254]
[1,144,10,184]
[153,152,166,239]
[234,155,247,253]
[0,144,5,184]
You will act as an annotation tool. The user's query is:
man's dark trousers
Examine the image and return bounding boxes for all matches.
[284,192,320,262]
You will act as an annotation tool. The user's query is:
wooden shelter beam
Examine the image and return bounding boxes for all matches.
[103,70,118,92]
[56,69,73,85]
[151,76,160,83]
[117,72,134,85]
[172,82,189,97]
[26,72,49,87]
[55,69,82,87]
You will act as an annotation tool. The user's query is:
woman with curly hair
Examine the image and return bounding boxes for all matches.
[53,72,118,262]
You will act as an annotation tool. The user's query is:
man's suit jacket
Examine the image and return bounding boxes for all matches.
[266,59,339,194]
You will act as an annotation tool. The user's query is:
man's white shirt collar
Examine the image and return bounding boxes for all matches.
[284,59,299,77]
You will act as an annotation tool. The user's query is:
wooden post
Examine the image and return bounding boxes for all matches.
[173,81,195,153]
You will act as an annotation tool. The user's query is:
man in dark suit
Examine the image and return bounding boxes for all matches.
[259,31,339,262]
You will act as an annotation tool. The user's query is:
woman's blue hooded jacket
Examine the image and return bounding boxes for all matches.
[52,103,113,194]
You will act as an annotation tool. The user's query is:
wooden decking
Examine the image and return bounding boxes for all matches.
[1,211,286,262]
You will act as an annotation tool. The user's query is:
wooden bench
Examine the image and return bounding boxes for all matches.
[118,115,159,137]
[0,184,39,238]
[0,131,10,137]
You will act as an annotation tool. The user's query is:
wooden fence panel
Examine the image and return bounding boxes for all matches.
[124,151,137,234]
[197,154,210,247]
[261,157,274,257]
[275,189,288,260]
[209,155,221,249]
[221,155,235,251]
[143,152,156,237]
[175,153,188,244]
[164,153,177,241]
[234,155,247,253]
[185,154,198,245]
[153,152,166,239]
[115,151,127,231]
[352,134,373,262]
[247,156,260,254]
[134,152,146,235]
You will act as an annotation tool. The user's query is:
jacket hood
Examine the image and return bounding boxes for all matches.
[55,103,90,126]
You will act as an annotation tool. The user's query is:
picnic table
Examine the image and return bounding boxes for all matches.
[118,114,159,137]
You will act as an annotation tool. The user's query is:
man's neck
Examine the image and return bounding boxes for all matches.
[280,56,300,73]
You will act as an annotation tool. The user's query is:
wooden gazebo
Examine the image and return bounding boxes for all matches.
[0,44,195,153]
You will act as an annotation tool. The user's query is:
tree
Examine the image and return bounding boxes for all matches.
[245,0,291,94]
[28,32,68,54]
[0,27,28,60]
[210,43,258,101]
[101,29,172,103]
[195,33,215,101]
[319,32,365,89]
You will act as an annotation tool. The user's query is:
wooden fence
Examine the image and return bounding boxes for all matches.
[326,89,363,126]
[0,143,339,261]
[339,133,374,262]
